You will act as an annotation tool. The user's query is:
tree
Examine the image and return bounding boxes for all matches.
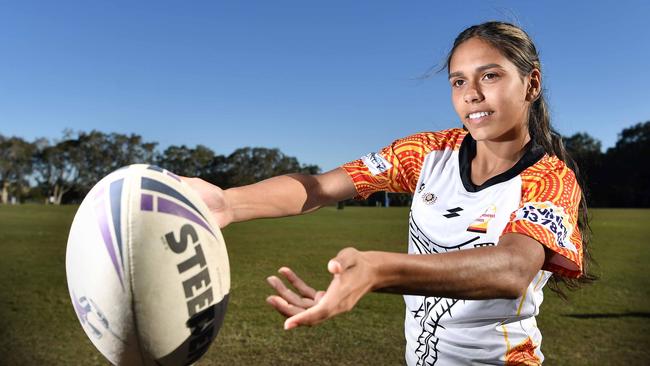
[31,130,158,204]
[1,129,317,203]
[225,147,304,186]
[106,132,158,169]
[0,136,36,203]
[195,154,229,187]
[563,132,604,206]
[564,133,602,161]
[300,164,321,175]
[613,121,650,149]
[33,136,83,205]
[602,121,650,207]
[72,131,158,197]
[157,144,218,178]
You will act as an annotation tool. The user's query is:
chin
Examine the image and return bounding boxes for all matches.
[464,121,524,143]
[463,125,491,141]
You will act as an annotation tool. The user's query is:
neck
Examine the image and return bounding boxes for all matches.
[471,128,531,185]
[476,134,531,163]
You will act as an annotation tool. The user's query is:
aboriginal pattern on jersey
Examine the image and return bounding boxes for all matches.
[410,211,481,366]
[341,128,466,199]
[502,155,583,278]
[505,337,541,366]
[412,296,460,366]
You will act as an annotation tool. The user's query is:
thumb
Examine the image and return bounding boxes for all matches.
[327,259,342,274]
[328,247,358,274]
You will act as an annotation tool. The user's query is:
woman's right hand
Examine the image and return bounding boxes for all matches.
[181,177,234,229]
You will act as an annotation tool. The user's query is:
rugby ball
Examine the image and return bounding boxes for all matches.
[65,164,230,366]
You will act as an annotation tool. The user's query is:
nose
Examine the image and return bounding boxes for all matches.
[463,83,484,104]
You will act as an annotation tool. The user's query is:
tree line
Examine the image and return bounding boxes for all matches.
[0,130,318,205]
[1,121,648,207]
[563,121,649,207]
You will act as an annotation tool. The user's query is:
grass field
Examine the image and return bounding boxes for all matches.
[0,205,648,365]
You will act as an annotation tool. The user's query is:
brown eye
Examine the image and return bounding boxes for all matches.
[483,73,498,80]
[452,79,465,88]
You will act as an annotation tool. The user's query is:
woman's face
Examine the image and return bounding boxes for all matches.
[448,37,538,142]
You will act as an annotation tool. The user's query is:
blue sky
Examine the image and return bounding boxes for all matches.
[1,0,648,171]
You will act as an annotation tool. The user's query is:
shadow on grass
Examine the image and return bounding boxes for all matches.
[563,312,650,319]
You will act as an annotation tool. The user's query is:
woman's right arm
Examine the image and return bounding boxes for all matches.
[183,168,357,228]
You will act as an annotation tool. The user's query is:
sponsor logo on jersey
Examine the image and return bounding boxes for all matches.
[361,152,392,176]
[466,204,497,234]
[512,201,577,253]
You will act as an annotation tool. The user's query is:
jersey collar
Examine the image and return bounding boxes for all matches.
[458,133,545,192]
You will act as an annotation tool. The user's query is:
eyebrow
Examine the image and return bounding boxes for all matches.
[448,63,505,80]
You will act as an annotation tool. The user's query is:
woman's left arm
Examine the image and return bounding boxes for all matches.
[267,233,545,329]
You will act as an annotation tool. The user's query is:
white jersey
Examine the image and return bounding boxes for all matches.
[342,128,583,366]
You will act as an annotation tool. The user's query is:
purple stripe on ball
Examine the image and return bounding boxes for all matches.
[109,179,125,270]
[94,199,125,290]
[140,177,208,224]
[141,194,154,211]
[157,197,215,238]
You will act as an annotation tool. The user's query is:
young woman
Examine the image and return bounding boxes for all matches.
[184,21,594,365]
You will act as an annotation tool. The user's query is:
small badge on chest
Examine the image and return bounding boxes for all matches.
[422,192,438,205]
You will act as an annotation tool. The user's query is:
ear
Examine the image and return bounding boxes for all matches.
[526,69,542,102]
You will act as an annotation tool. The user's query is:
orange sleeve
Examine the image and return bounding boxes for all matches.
[341,129,465,199]
[501,157,584,278]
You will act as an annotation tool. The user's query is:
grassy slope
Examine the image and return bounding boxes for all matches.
[0,206,648,365]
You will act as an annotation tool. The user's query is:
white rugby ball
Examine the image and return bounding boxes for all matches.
[66,164,230,366]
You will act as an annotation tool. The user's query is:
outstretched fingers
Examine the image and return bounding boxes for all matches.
[283,285,344,330]
[283,248,373,330]
[266,275,316,309]
[283,296,332,330]
[266,295,305,318]
[278,267,317,298]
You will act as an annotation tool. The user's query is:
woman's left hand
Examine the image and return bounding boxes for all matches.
[266,247,378,330]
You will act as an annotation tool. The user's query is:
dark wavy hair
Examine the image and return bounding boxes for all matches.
[445,21,597,299]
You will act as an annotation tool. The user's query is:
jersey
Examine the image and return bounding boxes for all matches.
[341,128,583,366]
